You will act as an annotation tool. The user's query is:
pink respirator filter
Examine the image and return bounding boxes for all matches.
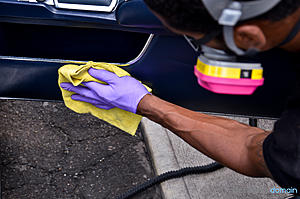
[194,56,264,95]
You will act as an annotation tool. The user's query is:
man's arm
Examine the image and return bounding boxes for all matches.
[137,94,273,178]
[61,69,273,178]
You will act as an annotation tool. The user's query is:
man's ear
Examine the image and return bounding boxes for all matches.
[234,25,266,50]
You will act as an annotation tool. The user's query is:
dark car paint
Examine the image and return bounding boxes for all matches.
[0,0,297,119]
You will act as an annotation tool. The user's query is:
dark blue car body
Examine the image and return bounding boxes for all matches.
[0,0,297,119]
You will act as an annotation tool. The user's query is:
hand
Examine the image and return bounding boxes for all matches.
[60,68,150,113]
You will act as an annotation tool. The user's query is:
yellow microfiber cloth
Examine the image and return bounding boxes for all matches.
[58,61,151,136]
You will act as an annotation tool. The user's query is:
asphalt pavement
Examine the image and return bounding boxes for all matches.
[0,100,162,199]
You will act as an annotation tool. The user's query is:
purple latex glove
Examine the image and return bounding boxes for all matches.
[60,68,150,113]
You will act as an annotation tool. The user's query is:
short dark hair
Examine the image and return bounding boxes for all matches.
[144,0,300,34]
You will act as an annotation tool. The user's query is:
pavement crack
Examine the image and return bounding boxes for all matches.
[49,122,71,137]
[74,148,124,177]
[18,162,62,176]
[3,182,26,192]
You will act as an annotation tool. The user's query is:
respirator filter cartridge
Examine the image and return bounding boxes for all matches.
[194,55,264,95]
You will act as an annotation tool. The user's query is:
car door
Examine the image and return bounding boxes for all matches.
[0,0,297,118]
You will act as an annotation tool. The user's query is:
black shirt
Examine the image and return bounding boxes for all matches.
[262,50,300,191]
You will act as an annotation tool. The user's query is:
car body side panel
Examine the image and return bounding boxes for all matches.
[0,0,297,119]
[0,35,297,119]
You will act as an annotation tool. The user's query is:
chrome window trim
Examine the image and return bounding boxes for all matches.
[17,0,39,2]
[124,34,154,65]
[44,0,55,6]
[53,0,118,12]
[0,56,78,63]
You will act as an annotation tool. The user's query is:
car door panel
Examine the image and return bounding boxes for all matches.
[0,0,296,119]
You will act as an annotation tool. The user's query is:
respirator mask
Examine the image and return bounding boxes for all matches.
[185,0,282,95]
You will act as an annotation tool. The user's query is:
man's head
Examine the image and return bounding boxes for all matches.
[144,0,300,51]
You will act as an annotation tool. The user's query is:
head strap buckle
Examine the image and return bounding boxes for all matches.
[218,2,242,26]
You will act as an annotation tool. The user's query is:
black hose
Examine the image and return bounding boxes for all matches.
[0,170,1,199]
[116,162,223,199]
[249,118,258,127]
[117,118,256,199]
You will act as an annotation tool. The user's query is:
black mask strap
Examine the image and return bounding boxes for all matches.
[195,29,221,45]
[279,17,300,46]
[184,29,221,52]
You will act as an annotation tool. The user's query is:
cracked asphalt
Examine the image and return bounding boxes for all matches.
[0,100,162,199]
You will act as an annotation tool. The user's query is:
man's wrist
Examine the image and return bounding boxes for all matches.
[136,93,154,116]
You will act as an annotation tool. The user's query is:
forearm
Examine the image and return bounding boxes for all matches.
[137,94,272,178]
